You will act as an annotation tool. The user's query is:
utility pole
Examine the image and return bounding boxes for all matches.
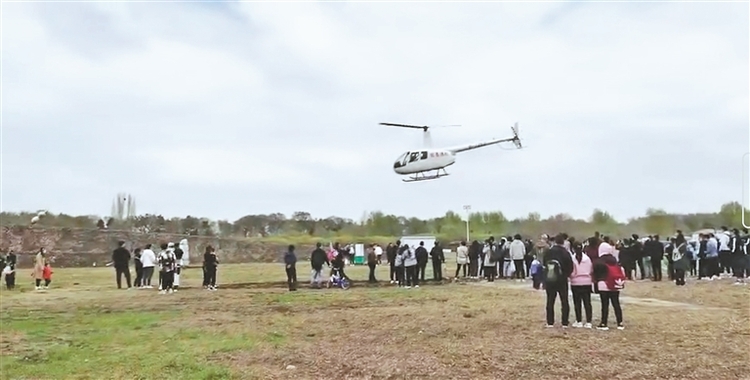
[463,205,471,242]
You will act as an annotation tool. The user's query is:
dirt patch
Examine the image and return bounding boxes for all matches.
[0,331,26,356]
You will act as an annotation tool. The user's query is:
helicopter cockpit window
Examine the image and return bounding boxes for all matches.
[394,152,409,168]
[420,151,428,160]
[409,152,420,163]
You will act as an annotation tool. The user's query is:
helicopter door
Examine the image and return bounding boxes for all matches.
[409,152,420,163]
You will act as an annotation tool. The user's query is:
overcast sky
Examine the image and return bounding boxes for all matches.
[2,2,748,223]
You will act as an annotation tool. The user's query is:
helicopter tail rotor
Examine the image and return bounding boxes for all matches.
[511,122,522,149]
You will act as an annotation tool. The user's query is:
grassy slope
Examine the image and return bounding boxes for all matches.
[1,264,748,380]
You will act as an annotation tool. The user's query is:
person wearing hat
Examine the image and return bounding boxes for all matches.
[112,241,132,289]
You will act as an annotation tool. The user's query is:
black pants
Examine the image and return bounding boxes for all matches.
[134,265,143,287]
[545,282,570,326]
[432,260,442,281]
[286,266,297,290]
[455,263,467,278]
[719,251,732,274]
[532,275,542,290]
[368,263,377,283]
[5,273,15,289]
[44,279,51,286]
[405,265,417,286]
[115,266,132,289]
[667,261,675,281]
[635,257,646,280]
[484,266,495,282]
[389,262,396,281]
[698,258,707,279]
[469,259,478,277]
[705,257,720,278]
[599,291,623,326]
[651,257,662,281]
[513,259,525,279]
[35,279,42,287]
[417,262,427,282]
[733,253,747,279]
[205,266,217,286]
[674,268,686,286]
[571,285,593,324]
[396,265,405,286]
[161,271,174,290]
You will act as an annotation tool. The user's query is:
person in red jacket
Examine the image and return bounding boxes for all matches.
[593,253,625,330]
[42,262,53,289]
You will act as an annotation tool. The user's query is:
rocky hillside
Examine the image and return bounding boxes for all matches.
[0,226,317,267]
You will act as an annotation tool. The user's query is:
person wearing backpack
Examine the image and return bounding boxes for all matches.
[542,234,574,328]
[593,252,625,330]
[672,240,689,286]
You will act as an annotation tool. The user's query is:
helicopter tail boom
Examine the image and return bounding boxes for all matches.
[448,123,522,154]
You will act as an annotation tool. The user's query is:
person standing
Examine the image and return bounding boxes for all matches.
[310,242,328,289]
[631,234,646,280]
[284,244,298,291]
[374,243,383,265]
[387,241,399,284]
[158,243,176,294]
[33,248,46,290]
[394,245,405,287]
[140,244,156,288]
[542,234,574,328]
[133,248,143,288]
[509,234,527,280]
[645,236,664,281]
[570,242,593,328]
[415,241,429,283]
[403,244,418,288]
[483,245,496,282]
[705,234,720,280]
[455,241,469,279]
[112,241,132,290]
[204,245,218,291]
[717,226,732,276]
[672,240,689,286]
[470,240,481,279]
[430,241,445,281]
[173,243,184,290]
[367,244,378,283]
[593,252,626,330]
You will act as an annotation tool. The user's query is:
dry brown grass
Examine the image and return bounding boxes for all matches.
[1,264,749,380]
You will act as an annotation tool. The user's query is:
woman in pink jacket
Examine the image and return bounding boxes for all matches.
[570,242,593,328]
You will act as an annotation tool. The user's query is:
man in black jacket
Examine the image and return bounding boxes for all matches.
[310,243,329,289]
[112,240,132,289]
[542,234,574,328]
[415,241,429,282]
[631,234,646,280]
[645,235,664,281]
[430,241,445,281]
[387,241,400,284]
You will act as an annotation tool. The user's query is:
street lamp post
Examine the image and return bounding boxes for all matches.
[463,205,471,241]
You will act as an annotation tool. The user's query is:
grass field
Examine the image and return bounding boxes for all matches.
[1,263,749,380]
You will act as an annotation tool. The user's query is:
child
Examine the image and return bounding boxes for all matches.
[42,263,53,289]
[3,264,15,290]
[530,257,543,290]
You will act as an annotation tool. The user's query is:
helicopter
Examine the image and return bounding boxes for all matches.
[381,122,523,182]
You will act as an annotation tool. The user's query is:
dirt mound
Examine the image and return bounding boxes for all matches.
[0,226,314,267]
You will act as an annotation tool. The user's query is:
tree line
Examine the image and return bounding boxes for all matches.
[0,202,744,242]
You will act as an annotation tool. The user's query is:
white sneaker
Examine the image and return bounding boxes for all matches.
[617,324,625,330]
[159,290,166,295]
[584,323,593,329]
[390,280,395,284]
[545,325,554,328]
[415,285,420,288]
[35,286,40,290]
[572,322,583,328]
[43,286,49,290]
[597,325,609,331]
[168,289,174,294]
[405,286,411,289]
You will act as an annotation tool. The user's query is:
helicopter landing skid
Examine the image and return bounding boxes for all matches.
[402,168,450,183]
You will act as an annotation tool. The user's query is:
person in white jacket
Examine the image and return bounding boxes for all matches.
[509,234,527,280]
[139,244,157,288]
[403,244,419,288]
[455,241,469,279]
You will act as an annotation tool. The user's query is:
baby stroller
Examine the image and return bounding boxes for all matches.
[327,268,351,290]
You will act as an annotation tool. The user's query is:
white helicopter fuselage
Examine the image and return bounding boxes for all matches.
[393,149,456,175]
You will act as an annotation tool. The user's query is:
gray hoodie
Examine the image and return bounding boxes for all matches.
[403,246,417,267]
